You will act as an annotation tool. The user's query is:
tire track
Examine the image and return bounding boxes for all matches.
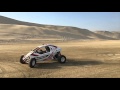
[6,63,26,78]
[0,65,7,78]
[96,53,120,56]
[11,62,31,78]
[0,62,30,78]
[83,65,120,78]
[0,63,23,78]
[96,53,120,60]
[96,53,114,57]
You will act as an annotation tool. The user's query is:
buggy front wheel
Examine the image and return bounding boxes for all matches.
[29,58,36,68]
[20,55,25,64]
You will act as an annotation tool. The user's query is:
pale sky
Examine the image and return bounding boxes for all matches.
[0,12,120,31]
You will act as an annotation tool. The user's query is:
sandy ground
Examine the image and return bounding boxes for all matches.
[0,16,120,78]
[0,40,120,78]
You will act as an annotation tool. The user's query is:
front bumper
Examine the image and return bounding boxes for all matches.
[23,56,30,63]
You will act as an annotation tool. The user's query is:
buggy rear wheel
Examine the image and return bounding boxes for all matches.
[58,55,66,63]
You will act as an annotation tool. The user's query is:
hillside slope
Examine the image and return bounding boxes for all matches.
[0,15,117,43]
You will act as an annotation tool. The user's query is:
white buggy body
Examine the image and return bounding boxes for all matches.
[20,44,66,68]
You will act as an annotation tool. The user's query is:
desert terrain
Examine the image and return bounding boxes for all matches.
[0,16,120,78]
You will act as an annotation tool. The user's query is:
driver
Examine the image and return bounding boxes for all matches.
[36,48,43,54]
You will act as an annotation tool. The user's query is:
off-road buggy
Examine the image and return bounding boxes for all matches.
[20,44,66,68]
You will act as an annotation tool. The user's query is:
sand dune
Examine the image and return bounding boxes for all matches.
[95,31,120,39]
[0,15,118,43]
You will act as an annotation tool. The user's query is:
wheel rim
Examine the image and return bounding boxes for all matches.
[32,60,35,66]
[61,57,65,62]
